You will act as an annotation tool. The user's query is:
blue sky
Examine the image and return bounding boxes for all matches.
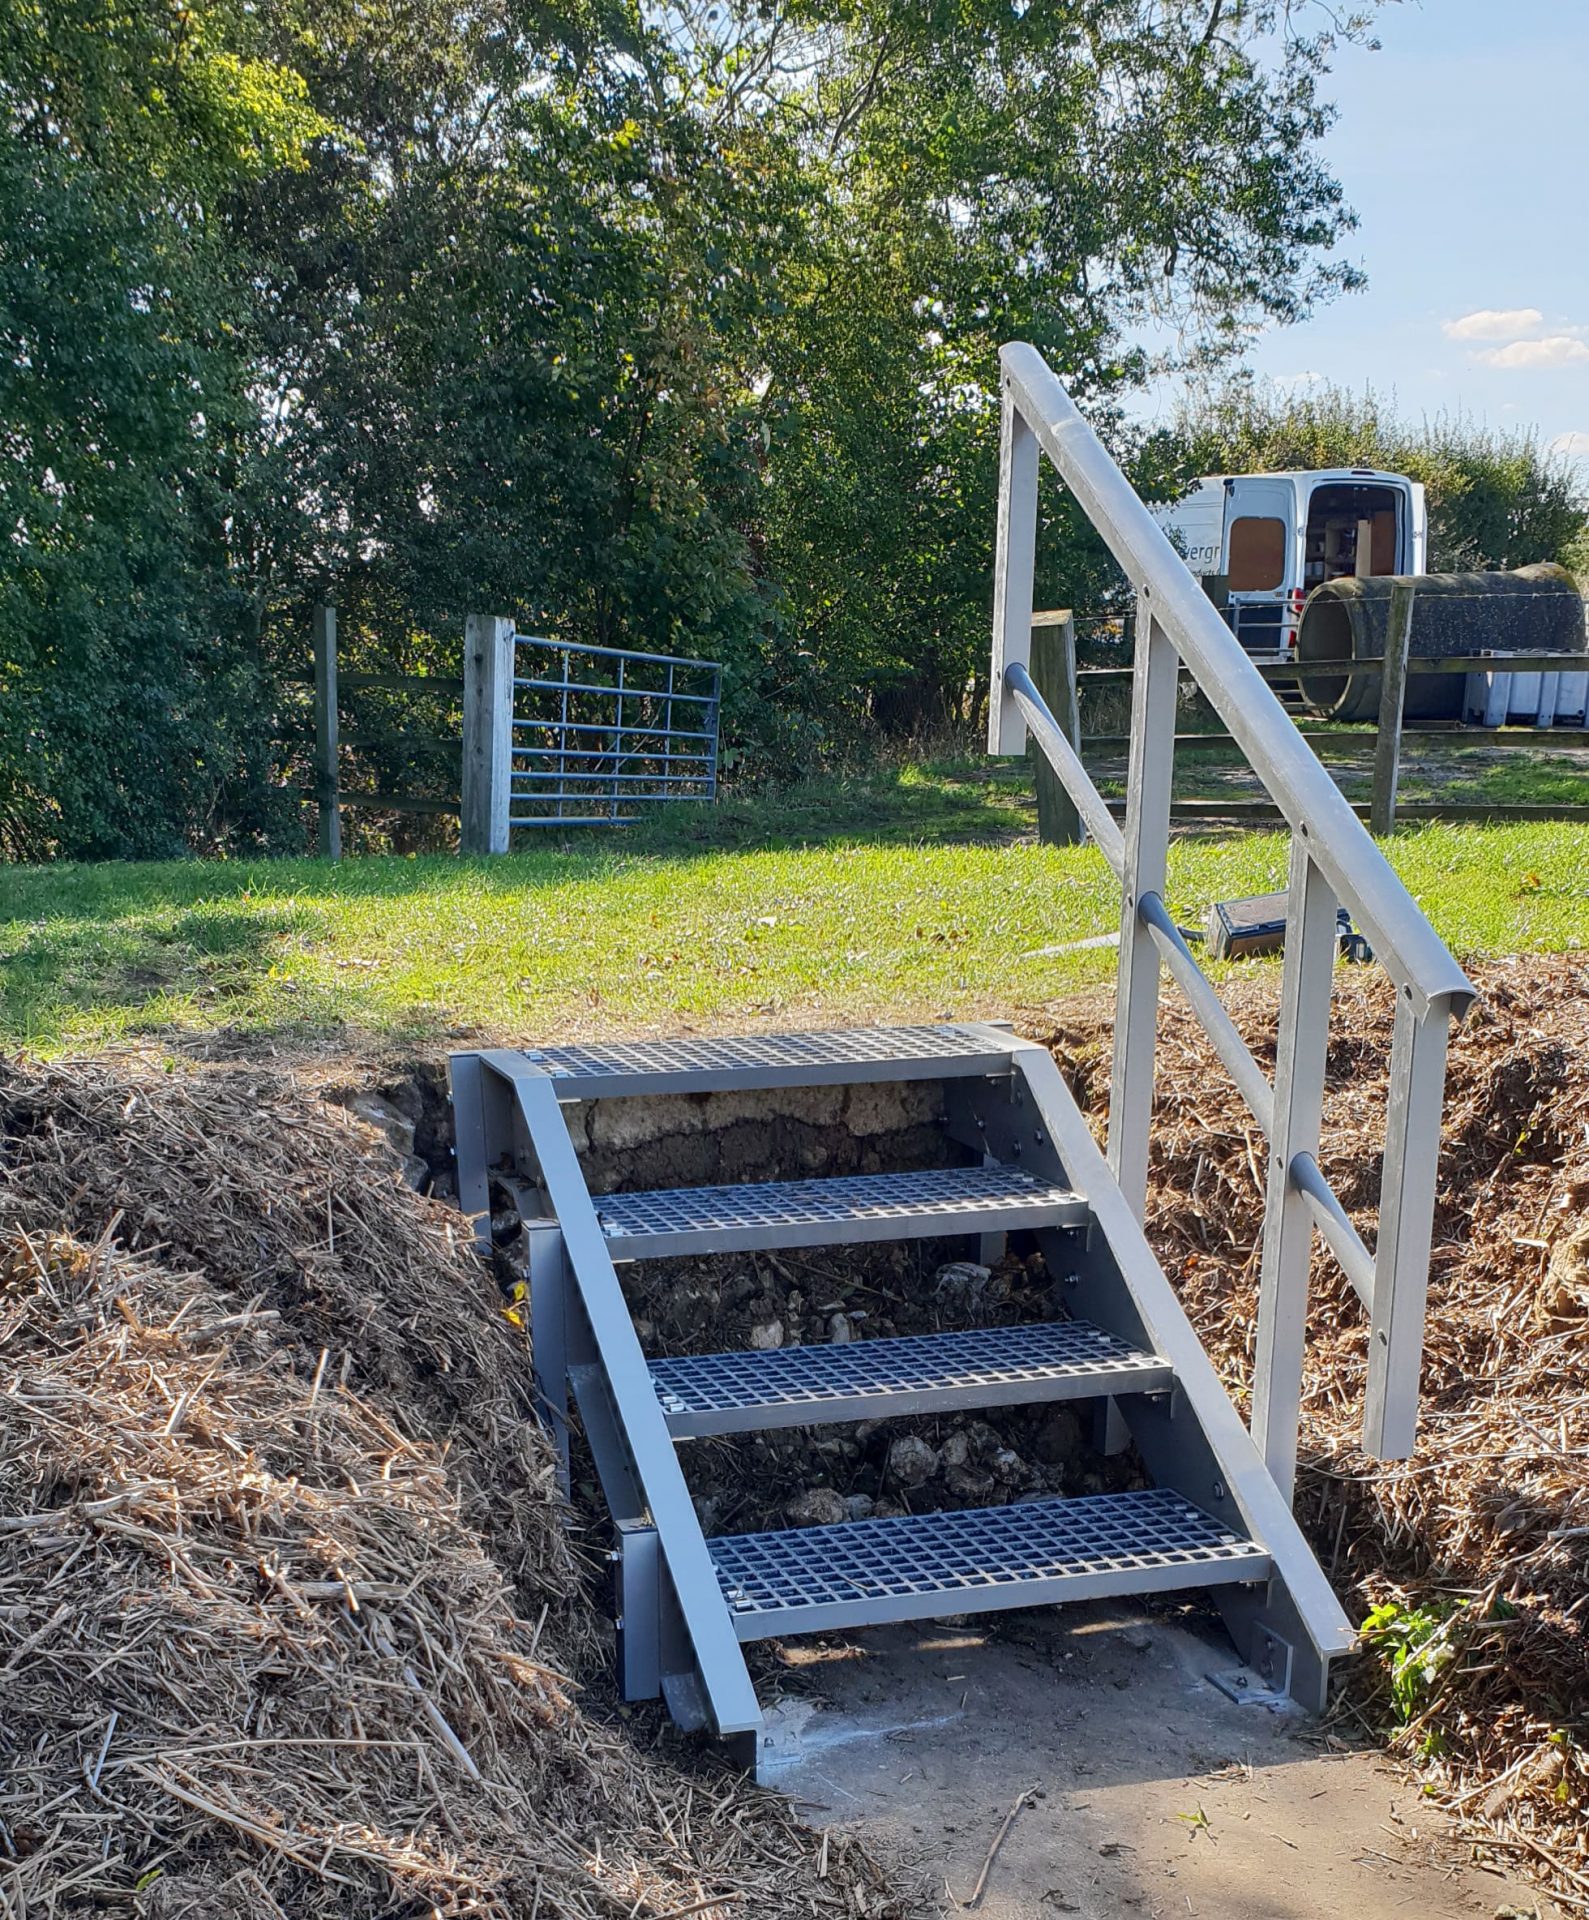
[1136,0,1589,467]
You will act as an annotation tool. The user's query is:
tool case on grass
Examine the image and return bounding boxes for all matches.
[1206,891,1372,963]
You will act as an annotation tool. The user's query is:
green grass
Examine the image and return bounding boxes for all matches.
[3,760,1587,1056]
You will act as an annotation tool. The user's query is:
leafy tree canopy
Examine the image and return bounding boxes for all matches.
[2,0,1393,854]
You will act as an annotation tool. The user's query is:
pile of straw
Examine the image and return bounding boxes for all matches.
[1039,953,1589,1909]
[0,1057,912,1918]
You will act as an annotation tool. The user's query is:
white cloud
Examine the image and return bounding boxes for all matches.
[1549,430,1589,461]
[1476,335,1589,369]
[1271,370,1325,391]
[1442,307,1544,342]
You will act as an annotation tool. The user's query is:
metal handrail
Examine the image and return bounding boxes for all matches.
[994,341,1475,1020]
[1006,662,1125,868]
[988,341,1474,1495]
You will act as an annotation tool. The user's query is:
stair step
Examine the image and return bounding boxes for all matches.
[597,1164,1088,1260]
[650,1320,1172,1436]
[512,1023,1017,1097]
[710,1489,1268,1640]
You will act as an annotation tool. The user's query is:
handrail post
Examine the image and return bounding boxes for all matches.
[1251,841,1338,1503]
[311,602,341,861]
[1031,611,1084,845]
[1108,594,1178,1217]
[991,343,1476,1467]
[1364,993,1452,1456]
[461,612,515,855]
[988,379,1040,754]
[1369,579,1416,835]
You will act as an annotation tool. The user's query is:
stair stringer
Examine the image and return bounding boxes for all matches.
[979,1041,1355,1708]
[468,1051,764,1757]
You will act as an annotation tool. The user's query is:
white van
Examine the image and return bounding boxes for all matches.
[1151,470,1427,658]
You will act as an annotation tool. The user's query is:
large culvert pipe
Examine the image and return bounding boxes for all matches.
[1295,564,1585,722]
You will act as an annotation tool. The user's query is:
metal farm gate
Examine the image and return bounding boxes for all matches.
[509,636,721,828]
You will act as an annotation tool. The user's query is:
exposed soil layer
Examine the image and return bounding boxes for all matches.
[611,1241,1139,1542]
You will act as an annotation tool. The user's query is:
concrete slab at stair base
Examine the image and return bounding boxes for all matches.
[762,1603,1559,1920]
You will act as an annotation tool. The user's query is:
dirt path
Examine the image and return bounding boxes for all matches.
[765,1601,1557,1919]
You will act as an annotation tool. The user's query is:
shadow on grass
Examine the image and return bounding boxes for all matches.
[620,757,1035,856]
[0,900,305,1047]
[1,760,1035,916]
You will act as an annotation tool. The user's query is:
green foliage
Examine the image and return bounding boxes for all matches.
[0,0,325,857]
[747,0,1370,733]
[1360,1598,1466,1724]
[1156,381,1589,574]
[4,0,1388,851]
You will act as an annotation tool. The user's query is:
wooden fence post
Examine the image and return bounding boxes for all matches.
[311,602,341,860]
[461,612,515,855]
[1370,579,1417,835]
[1031,610,1084,846]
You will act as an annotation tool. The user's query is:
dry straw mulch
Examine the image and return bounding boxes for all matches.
[0,1058,915,1919]
[1038,952,1589,1911]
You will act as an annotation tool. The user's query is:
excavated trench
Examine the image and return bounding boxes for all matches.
[348,1066,1142,1546]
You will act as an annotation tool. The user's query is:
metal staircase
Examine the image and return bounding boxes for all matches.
[449,344,1476,1776]
[453,1023,1346,1770]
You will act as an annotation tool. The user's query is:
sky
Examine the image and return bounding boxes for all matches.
[1135,0,1589,468]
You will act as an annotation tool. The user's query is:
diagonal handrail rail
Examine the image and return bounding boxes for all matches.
[988,341,1475,1496]
[992,342,1474,1020]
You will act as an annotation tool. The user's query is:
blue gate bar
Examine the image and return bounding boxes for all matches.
[509,633,722,827]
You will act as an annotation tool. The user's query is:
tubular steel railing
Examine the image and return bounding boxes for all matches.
[989,341,1476,1500]
[509,635,721,827]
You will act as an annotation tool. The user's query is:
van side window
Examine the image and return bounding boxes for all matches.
[1227,516,1287,592]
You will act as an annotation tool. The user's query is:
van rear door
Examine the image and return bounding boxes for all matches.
[1222,477,1298,656]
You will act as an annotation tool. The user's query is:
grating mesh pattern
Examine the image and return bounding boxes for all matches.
[651,1321,1162,1418]
[518,1025,1002,1081]
[599,1166,1081,1243]
[709,1490,1258,1620]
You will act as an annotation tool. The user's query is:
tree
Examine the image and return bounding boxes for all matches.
[743,0,1373,732]
[3,0,1392,851]
[0,0,326,856]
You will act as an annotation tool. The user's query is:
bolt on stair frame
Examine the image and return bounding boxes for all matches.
[988,341,1476,1499]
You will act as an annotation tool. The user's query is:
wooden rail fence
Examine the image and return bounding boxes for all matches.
[282,604,477,856]
[1028,601,1589,841]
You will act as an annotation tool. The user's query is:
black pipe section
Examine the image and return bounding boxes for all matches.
[1295,563,1584,722]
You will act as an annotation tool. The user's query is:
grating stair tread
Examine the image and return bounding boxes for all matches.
[512,1024,1017,1097]
[709,1489,1268,1640]
[650,1320,1172,1436]
[597,1164,1088,1260]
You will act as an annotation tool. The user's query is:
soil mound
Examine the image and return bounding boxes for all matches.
[0,1056,912,1918]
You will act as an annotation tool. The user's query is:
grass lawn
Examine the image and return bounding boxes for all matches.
[4,758,1587,1057]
